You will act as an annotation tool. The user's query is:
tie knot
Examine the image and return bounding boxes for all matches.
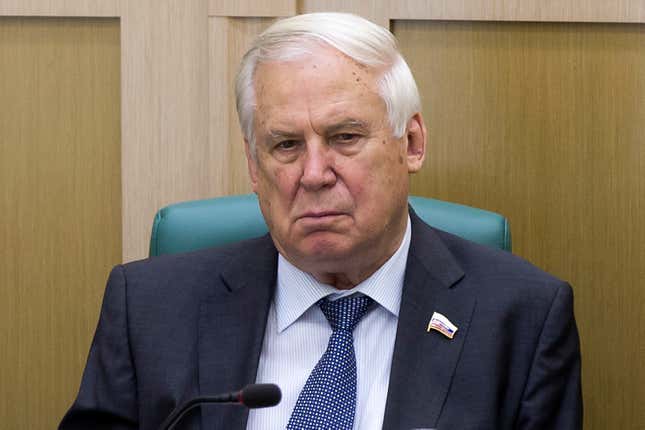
[319,295,374,332]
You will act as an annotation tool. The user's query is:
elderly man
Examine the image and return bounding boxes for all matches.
[60,13,582,430]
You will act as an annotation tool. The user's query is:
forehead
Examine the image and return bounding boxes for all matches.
[252,47,386,130]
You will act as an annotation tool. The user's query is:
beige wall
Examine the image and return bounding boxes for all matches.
[0,17,121,429]
[1,1,643,428]
[400,20,645,429]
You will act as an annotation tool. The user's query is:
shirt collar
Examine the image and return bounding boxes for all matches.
[274,215,411,332]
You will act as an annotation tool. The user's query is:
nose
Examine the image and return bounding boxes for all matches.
[299,142,337,190]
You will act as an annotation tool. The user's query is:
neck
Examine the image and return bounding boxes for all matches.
[309,217,409,290]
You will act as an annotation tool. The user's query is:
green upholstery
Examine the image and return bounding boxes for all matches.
[149,194,512,257]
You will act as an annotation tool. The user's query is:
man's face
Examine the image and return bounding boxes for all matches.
[246,46,425,285]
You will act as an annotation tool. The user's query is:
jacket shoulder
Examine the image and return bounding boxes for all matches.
[113,234,276,299]
[436,228,564,286]
[122,234,274,276]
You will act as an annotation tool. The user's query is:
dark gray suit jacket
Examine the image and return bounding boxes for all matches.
[60,212,582,430]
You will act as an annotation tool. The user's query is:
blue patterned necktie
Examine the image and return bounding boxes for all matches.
[287,295,374,430]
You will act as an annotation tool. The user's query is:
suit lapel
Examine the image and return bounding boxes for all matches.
[383,213,477,430]
[198,235,278,430]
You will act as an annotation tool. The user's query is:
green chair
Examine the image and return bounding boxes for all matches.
[149,194,511,257]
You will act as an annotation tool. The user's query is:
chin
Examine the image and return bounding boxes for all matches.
[296,234,354,262]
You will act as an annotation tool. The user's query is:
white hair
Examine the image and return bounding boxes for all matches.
[235,12,422,155]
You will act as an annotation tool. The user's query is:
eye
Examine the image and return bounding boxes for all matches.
[333,133,359,144]
[275,140,299,151]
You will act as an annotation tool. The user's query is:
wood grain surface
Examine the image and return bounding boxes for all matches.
[0,0,120,16]
[298,0,390,27]
[210,0,295,17]
[120,0,211,261]
[390,0,645,23]
[0,17,121,429]
[396,20,645,429]
[209,16,277,197]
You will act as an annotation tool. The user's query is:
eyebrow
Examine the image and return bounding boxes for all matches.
[268,130,299,141]
[267,119,370,141]
[325,119,370,135]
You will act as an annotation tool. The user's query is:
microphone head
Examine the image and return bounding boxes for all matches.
[239,384,282,408]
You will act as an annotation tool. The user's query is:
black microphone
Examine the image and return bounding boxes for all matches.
[158,383,281,430]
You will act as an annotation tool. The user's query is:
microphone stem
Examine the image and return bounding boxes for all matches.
[160,394,239,430]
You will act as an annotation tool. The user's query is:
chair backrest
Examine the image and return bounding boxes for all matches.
[149,194,512,257]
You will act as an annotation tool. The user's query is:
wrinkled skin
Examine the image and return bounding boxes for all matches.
[246,46,426,289]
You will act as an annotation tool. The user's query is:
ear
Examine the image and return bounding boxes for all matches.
[405,112,427,173]
[244,139,259,193]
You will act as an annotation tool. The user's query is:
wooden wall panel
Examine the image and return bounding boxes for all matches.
[209,17,277,196]
[210,0,295,17]
[390,0,645,23]
[0,17,121,429]
[298,0,390,27]
[396,20,645,429]
[120,0,210,261]
[0,0,120,16]
[3,0,644,22]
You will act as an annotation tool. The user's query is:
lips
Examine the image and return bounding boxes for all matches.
[294,210,350,234]
[295,211,349,229]
[298,211,346,219]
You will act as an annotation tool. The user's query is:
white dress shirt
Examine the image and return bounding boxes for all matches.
[247,217,411,430]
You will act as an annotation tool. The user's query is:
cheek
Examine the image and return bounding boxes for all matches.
[260,165,301,201]
[273,167,296,190]
[368,144,409,195]
[273,167,287,183]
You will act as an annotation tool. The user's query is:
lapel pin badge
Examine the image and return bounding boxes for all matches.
[427,311,458,339]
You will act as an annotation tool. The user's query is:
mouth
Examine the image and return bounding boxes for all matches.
[294,210,350,234]
[297,211,346,220]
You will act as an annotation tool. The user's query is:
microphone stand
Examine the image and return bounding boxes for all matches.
[158,384,281,430]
